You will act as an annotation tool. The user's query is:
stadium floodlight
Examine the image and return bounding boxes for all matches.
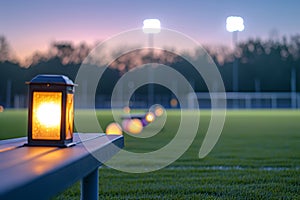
[226,16,245,94]
[143,19,161,34]
[142,19,161,106]
[226,16,244,32]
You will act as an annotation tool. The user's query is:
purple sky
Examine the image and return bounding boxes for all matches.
[1,0,299,60]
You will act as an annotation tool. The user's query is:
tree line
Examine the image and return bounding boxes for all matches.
[0,35,300,107]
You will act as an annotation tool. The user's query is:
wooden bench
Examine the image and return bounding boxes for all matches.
[0,133,124,200]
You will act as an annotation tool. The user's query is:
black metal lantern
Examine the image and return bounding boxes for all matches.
[26,75,76,147]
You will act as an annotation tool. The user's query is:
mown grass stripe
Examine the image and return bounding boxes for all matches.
[165,166,300,171]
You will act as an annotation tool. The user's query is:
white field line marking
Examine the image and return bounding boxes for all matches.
[165,166,300,171]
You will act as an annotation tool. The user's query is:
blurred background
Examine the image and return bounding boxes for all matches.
[0,0,300,109]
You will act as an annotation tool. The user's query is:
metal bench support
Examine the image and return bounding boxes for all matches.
[81,168,99,200]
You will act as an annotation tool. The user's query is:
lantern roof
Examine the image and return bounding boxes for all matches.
[27,74,76,86]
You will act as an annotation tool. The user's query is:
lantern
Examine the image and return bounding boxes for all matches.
[26,75,76,147]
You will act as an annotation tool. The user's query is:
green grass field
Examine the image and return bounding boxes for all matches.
[0,109,299,199]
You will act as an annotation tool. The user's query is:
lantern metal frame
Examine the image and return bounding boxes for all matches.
[26,74,76,147]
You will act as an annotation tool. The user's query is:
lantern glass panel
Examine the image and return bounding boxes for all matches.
[65,93,74,140]
[32,91,62,140]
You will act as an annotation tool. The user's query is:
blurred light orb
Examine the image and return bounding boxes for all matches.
[106,122,123,135]
[122,119,130,130]
[0,105,4,112]
[226,16,244,32]
[123,119,143,134]
[145,112,155,123]
[170,98,178,108]
[154,107,164,117]
[149,104,165,117]
[123,106,131,114]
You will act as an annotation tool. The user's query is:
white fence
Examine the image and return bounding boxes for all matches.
[5,92,300,109]
[187,92,300,109]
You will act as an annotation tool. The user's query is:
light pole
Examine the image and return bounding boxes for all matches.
[226,16,244,93]
[143,19,161,107]
[291,67,297,108]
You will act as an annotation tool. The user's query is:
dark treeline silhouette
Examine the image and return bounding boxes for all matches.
[1,35,300,107]
[208,35,300,92]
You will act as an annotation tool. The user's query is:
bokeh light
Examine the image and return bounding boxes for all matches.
[122,119,130,130]
[106,122,123,135]
[149,104,165,117]
[145,112,155,123]
[155,107,164,117]
[123,106,131,114]
[170,98,178,108]
[122,118,143,134]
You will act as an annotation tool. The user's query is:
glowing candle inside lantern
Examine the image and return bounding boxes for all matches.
[32,92,62,140]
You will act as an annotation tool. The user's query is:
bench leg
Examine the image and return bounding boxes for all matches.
[81,168,99,200]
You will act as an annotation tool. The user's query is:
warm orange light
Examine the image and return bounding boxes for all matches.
[170,98,178,108]
[124,119,143,134]
[0,105,4,112]
[65,94,74,140]
[145,112,155,123]
[106,122,123,135]
[123,106,131,114]
[32,92,62,140]
[154,107,164,117]
[27,74,75,147]
[36,103,61,126]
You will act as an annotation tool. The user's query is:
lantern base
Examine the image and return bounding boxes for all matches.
[24,142,76,148]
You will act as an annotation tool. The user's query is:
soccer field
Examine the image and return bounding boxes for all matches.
[0,109,299,199]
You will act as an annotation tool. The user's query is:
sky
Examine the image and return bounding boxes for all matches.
[1,0,300,60]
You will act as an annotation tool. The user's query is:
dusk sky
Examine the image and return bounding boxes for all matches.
[1,0,300,60]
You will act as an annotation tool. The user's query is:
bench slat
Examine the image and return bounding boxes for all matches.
[0,137,26,152]
[0,133,105,169]
[0,133,123,200]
